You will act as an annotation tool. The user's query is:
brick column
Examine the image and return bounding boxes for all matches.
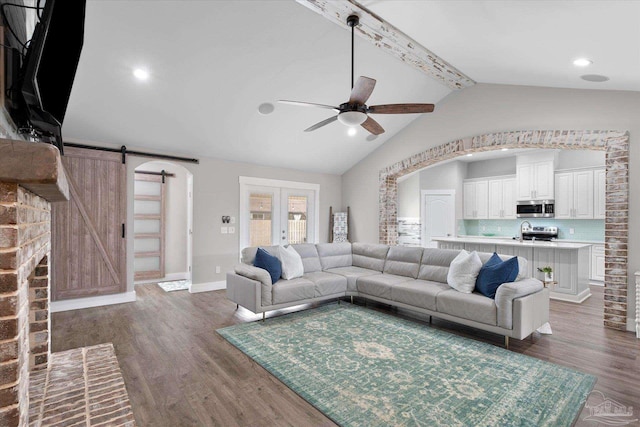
[0,139,69,426]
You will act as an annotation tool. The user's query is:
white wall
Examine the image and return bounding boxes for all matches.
[341,83,640,330]
[135,161,189,277]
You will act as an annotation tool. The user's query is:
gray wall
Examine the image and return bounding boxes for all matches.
[556,149,605,170]
[397,172,420,218]
[341,83,640,330]
[466,157,516,179]
[419,161,467,223]
[97,145,343,290]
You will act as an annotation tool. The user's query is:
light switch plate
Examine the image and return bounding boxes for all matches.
[228,227,235,234]
[569,228,575,235]
[215,266,221,274]
[230,216,236,224]
[221,227,228,234]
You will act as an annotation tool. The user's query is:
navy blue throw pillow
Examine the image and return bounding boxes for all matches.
[475,253,519,299]
[254,248,282,284]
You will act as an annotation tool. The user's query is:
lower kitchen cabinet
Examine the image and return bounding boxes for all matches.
[533,246,591,303]
[437,242,465,250]
[590,244,605,282]
[496,245,533,277]
[464,243,496,253]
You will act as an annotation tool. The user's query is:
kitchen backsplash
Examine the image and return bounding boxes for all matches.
[460,219,604,242]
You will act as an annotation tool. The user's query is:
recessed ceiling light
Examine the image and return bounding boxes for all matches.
[501,148,509,152]
[347,127,357,137]
[573,58,593,67]
[466,153,473,157]
[257,103,275,115]
[133,68,149,81]
[581,74,610,83]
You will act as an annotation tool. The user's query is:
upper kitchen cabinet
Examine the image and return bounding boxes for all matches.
[463,179,488,219]
[594,169,606,219]
[488,176,517,219]
[516,152,555,201]
[555,169,594,219]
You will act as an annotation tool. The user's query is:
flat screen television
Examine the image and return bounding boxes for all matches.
[10,0,86,153]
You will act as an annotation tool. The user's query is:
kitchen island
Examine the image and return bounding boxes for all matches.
[433,236,592,303]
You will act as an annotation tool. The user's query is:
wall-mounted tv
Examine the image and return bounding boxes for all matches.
[5,0,86,154]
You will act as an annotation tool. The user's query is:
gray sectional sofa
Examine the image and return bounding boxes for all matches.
[226,242,549,347]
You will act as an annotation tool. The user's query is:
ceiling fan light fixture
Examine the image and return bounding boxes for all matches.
[337,111,367,126]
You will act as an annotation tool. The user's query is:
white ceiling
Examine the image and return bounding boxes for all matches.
[63,1,640,175]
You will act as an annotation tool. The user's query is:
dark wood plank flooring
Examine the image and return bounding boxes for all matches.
[51,285,639,426]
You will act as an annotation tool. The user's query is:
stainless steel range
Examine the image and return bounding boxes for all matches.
[521,225,558,241]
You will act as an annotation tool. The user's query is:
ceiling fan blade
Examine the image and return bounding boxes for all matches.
[361,116,385,135]
[279,100,340,111]
[349,76,376,104]
[367,104,435,114]
[304,115,338,132]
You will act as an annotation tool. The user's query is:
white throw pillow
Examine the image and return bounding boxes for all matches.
[447,250,482,293]
[278,245,304,280]
[516,257,528,281]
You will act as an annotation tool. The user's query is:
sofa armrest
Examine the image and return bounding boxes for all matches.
[495,278,544,329]
[234,264,272,286]
[226,269,271,312]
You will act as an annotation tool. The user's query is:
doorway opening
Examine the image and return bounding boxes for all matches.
[239,177,319,250]
[133,161,193,290]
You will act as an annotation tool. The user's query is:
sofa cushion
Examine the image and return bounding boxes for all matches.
[446,250,482,293]
[418,248,461,283]
[352,243,389,272]
[436,289,497,326]
[475,253,519,299]
[241,245,279,265]
[324,266,381,292]
[383,246,423,278]
[357,273,413,300]
[478,252,528,281]
[272,277,315,304]
[391,279,450,312]
[303,271,347,297]
[279,245,304,280]
[291,244,322,273]
[254,248,281,284]
[316,242,353,270]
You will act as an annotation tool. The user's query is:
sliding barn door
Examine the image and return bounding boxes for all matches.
[133,172,166,281]
[51,147,127,300]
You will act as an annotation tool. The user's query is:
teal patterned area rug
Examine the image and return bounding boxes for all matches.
[218,304,595,426]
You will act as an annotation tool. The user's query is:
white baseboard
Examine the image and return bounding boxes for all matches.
[189,280,226,293]
[51,291,137,313]
[549,289,591,304]
[134,272,190,285]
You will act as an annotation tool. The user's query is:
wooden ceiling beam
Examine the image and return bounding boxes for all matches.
[296,0,475,90]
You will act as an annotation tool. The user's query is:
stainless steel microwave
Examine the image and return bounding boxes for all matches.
[516,200,555,218]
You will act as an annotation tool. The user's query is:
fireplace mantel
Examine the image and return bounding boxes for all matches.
[0,138,69,201]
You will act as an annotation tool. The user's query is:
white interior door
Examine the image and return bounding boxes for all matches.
[421,190,455,248]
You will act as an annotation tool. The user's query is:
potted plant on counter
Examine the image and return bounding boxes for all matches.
[537,266,553,282]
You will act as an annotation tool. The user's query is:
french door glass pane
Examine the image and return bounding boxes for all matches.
[287,195,308,244]
[249,193,273,246]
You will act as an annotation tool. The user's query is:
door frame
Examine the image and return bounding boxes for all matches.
[239,177,320,254]
[420,189,456,248]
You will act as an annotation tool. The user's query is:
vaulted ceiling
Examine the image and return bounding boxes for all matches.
[62,1,639,175]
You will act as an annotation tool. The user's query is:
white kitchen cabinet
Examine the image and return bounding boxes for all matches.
[488,176,517,219]
[464,243,496,254]
[463,180,488,219]
[533,246,591,303]
[437,242,465,250]
[590,244,605,282]
[594,169,606,219]
[555,170,594,219]
[516,159,554,201]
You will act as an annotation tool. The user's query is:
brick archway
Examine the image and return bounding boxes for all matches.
[379,130,629,331]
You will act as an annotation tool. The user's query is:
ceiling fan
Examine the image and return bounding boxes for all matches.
[279,15,435,136]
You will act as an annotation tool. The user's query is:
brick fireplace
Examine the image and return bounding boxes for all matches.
[0,139,69,426]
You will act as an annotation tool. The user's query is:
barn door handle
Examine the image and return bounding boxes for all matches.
[121,223,126,238]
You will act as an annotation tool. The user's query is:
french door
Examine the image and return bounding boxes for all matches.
[240,178,318,249]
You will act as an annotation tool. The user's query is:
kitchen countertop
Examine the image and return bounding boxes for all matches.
[433,236,593,249]
[457,235,605,245]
